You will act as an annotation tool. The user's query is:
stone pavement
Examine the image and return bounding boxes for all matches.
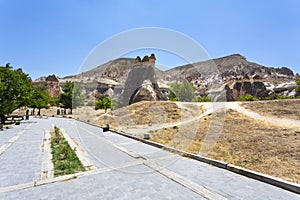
[0,117,299,199]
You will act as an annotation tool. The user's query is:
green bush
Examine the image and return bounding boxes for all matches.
[260,94,277,100]
[169,96,179,101]
[261,94,294,100]
[193,96,212,102]
[237,94,259,101]
[94,96,116,112]
[277,95,290,100]
[169,81,195,102]
[296,77,300,94]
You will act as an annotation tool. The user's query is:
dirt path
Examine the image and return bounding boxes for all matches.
[122,102,223,135]
[117,100,300,135]
[227,102,300,126]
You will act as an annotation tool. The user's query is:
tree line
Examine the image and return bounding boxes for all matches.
[0,64,85,124]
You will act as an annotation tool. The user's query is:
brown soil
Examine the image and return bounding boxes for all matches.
[151,108,300,183]
[96,101,183,129]
[242,99,300,121]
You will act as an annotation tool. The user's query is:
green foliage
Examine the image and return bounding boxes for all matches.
[260,94,277,100]
[276,95,293,100]
[168,96,179,101]
[72,82,85,109]
[237,94,259,101]
[59,81,85,114]
[194,96,212,102]
[95,96,112,112]
[260,94,294,100]
[50,97,60,106]
[296,77,300,94]
[169,81,195,102]
[30,85,52,114]
[51,126,85,176]
[0,64,33,115]
[86,101,94,107]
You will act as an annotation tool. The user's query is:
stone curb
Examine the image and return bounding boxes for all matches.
[74,119,300,195]
[47,117,300,195]
[114,129,300,194]
[60,128,96,170]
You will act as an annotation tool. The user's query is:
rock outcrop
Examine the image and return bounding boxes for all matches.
[273,82,297,97]
[118,54,162,107]
[33,74,61,98]
[225,80,269,101]
[129,80,161,104]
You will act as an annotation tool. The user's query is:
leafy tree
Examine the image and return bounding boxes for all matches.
[169,81,195,102]
[59,81,85,114]
[49,97,59,107]
[296,77,300,95]
[0,64,32,123]
[95,96,112,113]
[30,85,52,115]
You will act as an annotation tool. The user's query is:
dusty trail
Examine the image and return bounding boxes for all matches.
[121,101,300,135]
[226,102,300,126]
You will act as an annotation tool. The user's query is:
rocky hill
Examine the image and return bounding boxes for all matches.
[35,54,298,101]
[74,57,163,84]
[164,54,294,84]
[76,53,295,83]
[162,54,296,100]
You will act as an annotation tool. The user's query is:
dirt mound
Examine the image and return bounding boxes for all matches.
[96,101,181,128]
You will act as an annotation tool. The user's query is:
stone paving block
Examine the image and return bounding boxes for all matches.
[0,164,203,199]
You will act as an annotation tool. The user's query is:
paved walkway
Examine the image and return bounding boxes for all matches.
[0,117,299,199]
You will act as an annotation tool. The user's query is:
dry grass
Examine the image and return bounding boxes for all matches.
[151,108,300,183]
[242,99,300,121]
[151,114,211,152]
[213,109,300,183]
[96,101,182,129]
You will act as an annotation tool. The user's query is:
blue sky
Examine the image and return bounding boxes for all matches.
[1,0,299,80]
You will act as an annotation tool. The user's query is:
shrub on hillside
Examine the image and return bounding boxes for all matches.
[237,94,259,101]
[194,96,212,102]
[296,77,300,95]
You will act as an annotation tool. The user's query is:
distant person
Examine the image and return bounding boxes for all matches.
[25,109,29,120]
